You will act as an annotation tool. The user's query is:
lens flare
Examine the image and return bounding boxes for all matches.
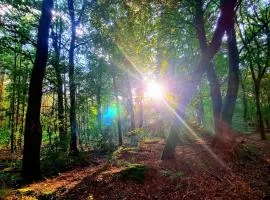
[145,80,164,99]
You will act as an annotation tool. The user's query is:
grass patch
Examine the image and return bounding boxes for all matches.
[118,163,147,183]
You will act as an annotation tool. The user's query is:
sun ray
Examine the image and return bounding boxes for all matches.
[162,97,229,170]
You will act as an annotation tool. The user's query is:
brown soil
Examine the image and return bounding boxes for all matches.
[2,133,270,200]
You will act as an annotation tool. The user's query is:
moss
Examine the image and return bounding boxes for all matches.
[111,146,138,160]
[143,138,160,144]
[118,163,147,183]
[18,187,35,195]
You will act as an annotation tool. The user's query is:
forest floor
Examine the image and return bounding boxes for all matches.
[0,131,270,200]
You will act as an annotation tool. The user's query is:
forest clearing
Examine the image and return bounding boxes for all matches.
[0,0,269,199]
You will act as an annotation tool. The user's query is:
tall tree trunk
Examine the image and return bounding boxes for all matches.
[68,0,78,154]
[196,85,205,126]
[18,75,27,150]
[22,0,53,182]
[161,0,237,160]
[10,52,17,153]
[207,65,222,131]
[0,70,5,127]
[240,74,248,122]
[15,52,22,133]
[112,66,122,146]
[194,0,222,132]
[52,20,65,142]
[254,82,266,140]
[63,74,68,135]
[221,25,240,124]
[96,86,102,130]
[126,73,135,130]
[138,85,144,128]
[212,24,240,150]
[0,70,4,108]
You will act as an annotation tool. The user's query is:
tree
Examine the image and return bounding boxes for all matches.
[112,64,122,146]
[67,0,80,154]
[22,0,53,181]
[161,0,237,160]
[238,0,270,140]
[51,16,66,142]
[193,0,240,150]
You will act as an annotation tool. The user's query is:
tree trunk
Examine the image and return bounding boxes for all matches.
[52,20,65,142]
[10,52,17,153]
[197,86,205,126]
[68,0,78,154]
[221,25,240,124]
[18,75,27,150]
[112,66,122,146]
[161,124,179,160]
[254,82,266,140]
[96,86,102,130]
[22,0,53,182]
[0,70,4,109]
[126,73,135,130]
[138,85,144,128]
[0,70,5,127]
[161,0,237,160]
[212,24,240,151]
[194,0,222,132]
[240,74,248,122]
[63,74,68,135]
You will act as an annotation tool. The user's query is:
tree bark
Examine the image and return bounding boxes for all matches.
[0,70,4,109]
[96,86,102,130]
[10,52,17,153]
[52,19,65,142]
[68,0,79,154]
[22,0,53,181]
[112,65,122,146]
[138,85,144,128]
[221,25,240,124]
[254,82,266,140]
[63,74,68,135]
[0,70,5,127]
[240,74,248,122]
[126,73,135,130]
[18,74,27,150]
[197,86,205,126]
